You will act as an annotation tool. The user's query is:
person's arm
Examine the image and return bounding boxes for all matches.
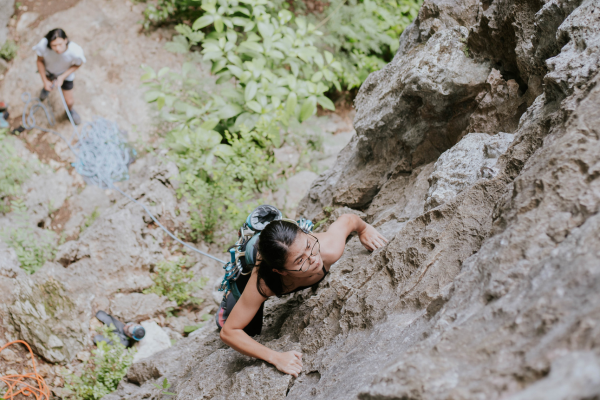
[316,214,388,265]
[36,56,53,91]
[220,270,303,377]
[54,64,81,89]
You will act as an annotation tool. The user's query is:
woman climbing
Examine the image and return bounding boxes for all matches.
[33,28,86,125]
[218,213,388,377]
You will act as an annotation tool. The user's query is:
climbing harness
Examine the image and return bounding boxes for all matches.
[20,89,227,264]
[217,204,314,300]
[0,340,51,400]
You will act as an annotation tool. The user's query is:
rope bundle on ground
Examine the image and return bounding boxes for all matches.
[20,89,226,264]
[0,340,51,400]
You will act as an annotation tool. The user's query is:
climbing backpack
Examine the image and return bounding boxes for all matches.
[218,204,314,301]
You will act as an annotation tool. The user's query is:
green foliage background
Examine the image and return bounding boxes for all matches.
[139,0,421,240]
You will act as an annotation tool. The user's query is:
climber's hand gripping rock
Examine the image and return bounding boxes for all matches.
[272,350,303,377]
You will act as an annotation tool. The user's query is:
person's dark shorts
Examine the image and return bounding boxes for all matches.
[46,73,74,90]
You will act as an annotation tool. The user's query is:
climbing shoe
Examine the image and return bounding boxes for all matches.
[68,108,81,125]
[39,88,50,101]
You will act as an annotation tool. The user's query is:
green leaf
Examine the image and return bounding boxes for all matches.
[246,101,262,113]
[214,144,235,157]
[299,96,317,122]
[157,96,166,110]
[227,65,243,78]
[158,67,170,78]
[216,72,232,84]
[219,104,243,119]
[184,324,202,333]
[317,95,335,111]
[324,50,334,65]
[201,119,219,130]
[214,18,224,33]
[244,80,258,102]
[144,90,161,102]
[311,71,323,82]
[165,36,190,54]
[140,64,156,81]
[193,15,214,30]
[211,59,227,74]
[285,92,297,116]
[240,41,263,53]
[257,22,274,39]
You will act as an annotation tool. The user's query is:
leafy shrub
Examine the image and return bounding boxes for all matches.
[139,0,421,90]
[63,326,136,400]
[0,39,17,61]
[143,257,207,305]
[313,0,422,89]
[0,200,57,274]
[138,0,204,29]
[0,129,39,213]
[143,0,340,239]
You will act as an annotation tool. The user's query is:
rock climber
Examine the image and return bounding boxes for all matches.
[218,214,388,377]
[33,28,86,125]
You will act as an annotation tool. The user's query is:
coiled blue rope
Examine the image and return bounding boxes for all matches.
[21,89,227,264]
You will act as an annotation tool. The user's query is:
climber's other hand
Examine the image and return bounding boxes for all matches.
[358,224,388,251]
[43,79,53,91]
[273,351,302,377]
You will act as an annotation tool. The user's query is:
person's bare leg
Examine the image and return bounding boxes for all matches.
[62,89,81,125]
[62,88,74,109]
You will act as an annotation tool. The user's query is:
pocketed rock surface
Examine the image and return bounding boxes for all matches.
[103,0,600,399]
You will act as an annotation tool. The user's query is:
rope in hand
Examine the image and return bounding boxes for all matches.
[0,340,51,400]
[20,89,227,264]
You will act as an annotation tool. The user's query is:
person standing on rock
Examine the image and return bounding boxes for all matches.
[33,28,86,125]
[218,214,388,377]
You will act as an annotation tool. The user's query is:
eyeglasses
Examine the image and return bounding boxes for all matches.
[288,233,320,272]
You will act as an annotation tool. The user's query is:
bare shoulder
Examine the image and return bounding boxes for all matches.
[249,267,274,299]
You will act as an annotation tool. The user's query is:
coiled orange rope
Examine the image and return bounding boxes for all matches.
[0,340,50,400]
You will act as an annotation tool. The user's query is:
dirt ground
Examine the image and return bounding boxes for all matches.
[13,0,82,24]
[1,0,184,151]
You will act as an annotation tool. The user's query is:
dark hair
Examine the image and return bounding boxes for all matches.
[45,28,68,48]
[255,220,300,297]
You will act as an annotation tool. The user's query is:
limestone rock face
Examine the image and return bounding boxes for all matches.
[0,159,213,364]
[0,0,14,46]
[109,293,176,323]
[7,278,92,363]
[104,0,600,399]
[424,131,514,211]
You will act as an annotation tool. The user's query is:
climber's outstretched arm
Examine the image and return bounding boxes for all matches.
[316,214,388,265]
[220,270,303,377]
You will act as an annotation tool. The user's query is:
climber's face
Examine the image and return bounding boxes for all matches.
[50,37,68,54]
[284,232,322,276]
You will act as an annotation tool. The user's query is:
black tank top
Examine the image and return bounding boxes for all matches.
[235,266,329,296]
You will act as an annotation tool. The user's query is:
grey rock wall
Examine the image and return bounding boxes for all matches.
[102,0,600,399]
[0,0,14,47]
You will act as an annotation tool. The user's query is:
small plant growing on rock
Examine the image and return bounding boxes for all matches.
[0,200,57,274]
[0,40,18,61]
[0,129,39,213]
[144,257,207,306]
[80,207,100,233]
[63,326,136,400]
[152,378,176,396]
